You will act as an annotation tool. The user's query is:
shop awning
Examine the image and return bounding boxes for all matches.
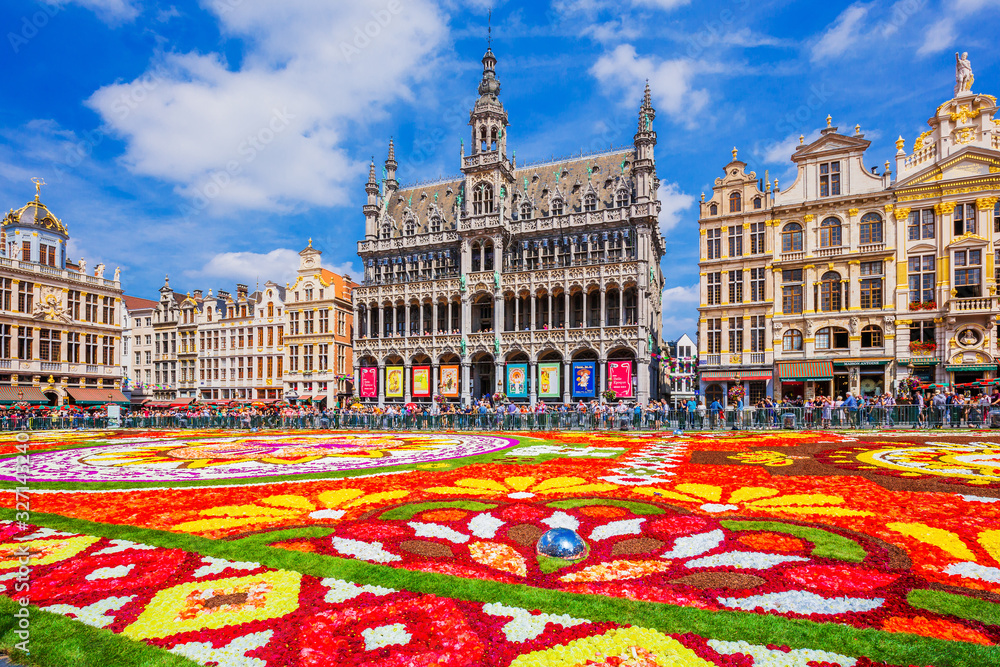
[701,372,739,382]
[169,398,196,407]
[945,364,998,372]
[832,358,892,367]
[900,358,940,366]
[735,371,773,380]
[66,388,130,405]
[142,401,173,408]
[0,386,48,404]
[777,361,834,381]
[298,395,312,402]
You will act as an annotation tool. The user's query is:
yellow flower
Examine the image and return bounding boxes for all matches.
[426,475,618,499]
[173,489,409,533]
[632,483,873,517]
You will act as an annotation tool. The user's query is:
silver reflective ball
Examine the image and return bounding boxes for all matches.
[536,528,588,560]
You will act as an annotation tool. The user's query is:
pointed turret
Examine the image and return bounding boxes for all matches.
[633,81,657,203]
[364,158,379,240]
[384,138,398,191]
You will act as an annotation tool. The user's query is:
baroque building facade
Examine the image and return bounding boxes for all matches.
[697,57,1000,402]
[0,183,126,406]
[122,295,157,404]
[352,48,665,406]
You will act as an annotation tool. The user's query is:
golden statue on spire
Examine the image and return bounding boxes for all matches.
[31,177,45,201]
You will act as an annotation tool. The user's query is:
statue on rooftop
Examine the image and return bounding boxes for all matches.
[955,52,973,95]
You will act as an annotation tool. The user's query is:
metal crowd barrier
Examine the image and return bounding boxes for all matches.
[1,405,996,432]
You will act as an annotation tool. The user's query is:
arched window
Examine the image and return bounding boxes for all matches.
[404,218,416,236]
[781,223,803,252]
[430,214,442,233]
[471,242,481,272]
[483,241,494,271]
[479,126,488,152]
[520,201,532,220]
[584,193,597,212]
[709,203,718,215]
[820,217,842,247]
[859,212,883,245]
[753,196,762,209]
[861,324,883,348]
[551,198,564,216]
[473,183,494,215]
[819,271,842,312]
[207,308,212,322]
[616,190,630,208]
[705,384,723,405]
[729,192,742,213]
[490,126,498,151]
[380,223,391,239]
[782,329,803,351]
[816,327,849,349]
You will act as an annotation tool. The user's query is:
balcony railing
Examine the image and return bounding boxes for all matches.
[949,295,997,313]
[779,252,805,262]
[0,360,10,369]
[815,246,844,258]
[40,362,62,372]
[858,243,886,254]
[749,352,766,364]
[703,354,721,365]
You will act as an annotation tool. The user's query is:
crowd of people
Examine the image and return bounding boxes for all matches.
[2,387,999,431]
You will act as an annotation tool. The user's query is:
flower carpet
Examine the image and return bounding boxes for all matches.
[1,429,999,666]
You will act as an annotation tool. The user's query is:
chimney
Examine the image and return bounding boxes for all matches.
[193,290,203,300]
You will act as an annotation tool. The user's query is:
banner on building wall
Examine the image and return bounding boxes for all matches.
[538,363,561,398]
[412,366,431,397]
[359,367,378,398]
[507,363,528,398]
[439,365,461,397]
[386,366,404,398]
[607,360,634,398]
[572,361,596,397]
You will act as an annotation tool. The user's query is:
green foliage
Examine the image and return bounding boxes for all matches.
[720,520,867,563]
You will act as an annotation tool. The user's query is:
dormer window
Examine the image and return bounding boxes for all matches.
[430,215,442,233]
[404,219,416,236]
[520,201,532,220]
[473,183,494,215]
[753,197,762,209]
[584,193,597,212]
[380,223,391,239]
[709,203,718,216]
[819,161,840,197]
[729,192,741,213]
[615,190,630,208]
[551,198,564,216]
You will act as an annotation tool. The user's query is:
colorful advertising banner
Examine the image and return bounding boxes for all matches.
[386,366,404,398]
[359,367,378,398]
[412,366,431,397]
[607,360,634,398]
[538,363,561,398]
[572,361,596,397]
[507,363,528,398]
[439,365,461,397]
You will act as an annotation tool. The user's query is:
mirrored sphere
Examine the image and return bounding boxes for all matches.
[536,527,588,559]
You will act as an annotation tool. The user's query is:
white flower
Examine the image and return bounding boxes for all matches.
[483,602,586,642]
[944,561,1000,583]
[959,495,1000,503]
[362,623,412,650]
[541,512,579,531]
[93,539,157,555]
[589,518,644,541]
[43,596,135,628]
[685,552,809,570]
[321,578,396,603]
[169,629,272,667]
[309,509,346,520]
[86,564,136,581]
[331,536,401,563]
[469,513,505,539]
[662,529,724,559]
[193,557,261,578]
[700,503,740,513]
[708,639,857,667]
[15,527,76,541]
[407,522,469,544]
[717,591,883,615]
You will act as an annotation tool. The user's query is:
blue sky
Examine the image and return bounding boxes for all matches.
[2,0,999,340]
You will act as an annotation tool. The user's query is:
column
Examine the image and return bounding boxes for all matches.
[638,358,650,404]
[404,365,411,402]
[405,303,411,337]
[619,290,624,326]
[495,294,505,334]
[529,360,538,406]
[449,301,454,333]
[461,361,471,407]
[548,293,553,329]
[432,364,439,397]
[563,359,571,403]
[462,295,471,335]
[514,296,520,331]
[531,293,536,330]
[377,362,385,407]
[352,304,359,337]
[495,359,504,397]
[599,356,608,397]
[564,291,571,328]
[600,287,606,330]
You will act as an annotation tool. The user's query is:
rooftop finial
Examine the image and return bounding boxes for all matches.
[732,147,738,161]
[31,177,45,201]
[308,237,312,247]
[488,7,492,49]
[826,114,832,128]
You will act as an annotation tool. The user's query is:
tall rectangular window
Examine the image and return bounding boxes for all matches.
[750,315,765,352]
[908,255,935,304]
[17,327,32,359]
[319,310,329,333]
[304,311,314,334]
[954,249,982,298]
[289,312,299,335]
[289,346,299,371]
[67,332,80,363]
[68,291,80,319]
[102,336,114,365]
[819,161,840,197]
[728,316,744,353]
[84,334,97,364]
[706,318,722,354]
[39,329,60,362]
[319,344,328,370]
[102,297,114,324]
[706,272,722,305]
[728,226,743,257]
[728,269,743,304]
[84,294,98,322]
[21,240,30,262]
[781,269,803,314]
[706,229,721,259]
[0,279,11,310]
[0,324,12,358]
[17,282,33,313]
[750,267,765,302]
[953,202,977,236]
[749,222,765,254]
[908,209,935,240]
[257,357,264,378]
[303,344,314,372]
[257,327,264,347]
[860,261,884,310]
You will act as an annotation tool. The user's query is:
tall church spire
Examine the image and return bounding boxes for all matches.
[384,137,398,190]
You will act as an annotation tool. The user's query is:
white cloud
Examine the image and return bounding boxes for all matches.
[591,44,709,121]
[657,182,696,234]
[810,3,871,62]
[759,129,821,166]
[917,18,956,56]
[630,0,691,8]
[190,249,303,287]
[86,0,449,214]
[57,0,140,23]
[661,284,699,341]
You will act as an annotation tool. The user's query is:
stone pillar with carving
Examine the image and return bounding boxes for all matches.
[461,361,471,407]
[599,356,608,397]
[514,294,520,331]
[530,292,537,330]
[600,287,606,331]
[403,364,411,403]
[529,360,537,406]
[377,361,385,407]
[494,293,505,335]
[637,357,650,405]
[494,359,504,397]
[563,359,571,404]
[564,291,571,328]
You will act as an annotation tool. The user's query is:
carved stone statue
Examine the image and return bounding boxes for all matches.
[459,274,467,292]
[849,316,859,334]
[960,328,979,346]
[114,267,121,282]
[78,258,86,274]
[882,316,895,335]
[772,321,783,334]
[805,320,815,335]
[94,263,105,278]
[955,52,973,95]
